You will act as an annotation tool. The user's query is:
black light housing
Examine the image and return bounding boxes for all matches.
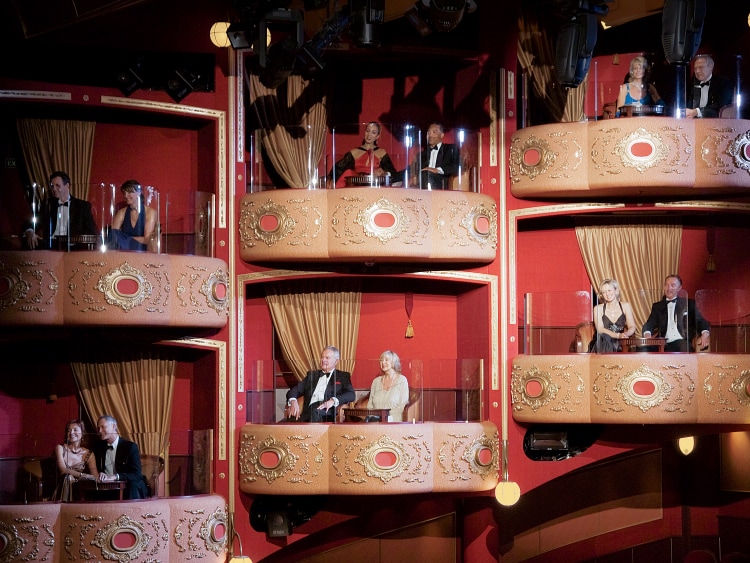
[115,64,145,96]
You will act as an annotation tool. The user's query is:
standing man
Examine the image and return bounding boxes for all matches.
[23,170,98,249]
[94,414,149,499]
[685,54,734,118]
[642,274,711,352]
[286,346,356,422]
[412,122,459,190]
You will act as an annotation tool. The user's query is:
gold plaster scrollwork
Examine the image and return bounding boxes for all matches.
[90,515,151,562]
[242,435,298,483]
[510,364,559,412]
[728,130,750,173]
[239,199,297,248]
[614,365,672,412]
[460,202,498,249]
[197,507,228,556]
[355,197,409,243]
[460,431,499,480]
[729,369,750,406]
[355,435,413,483]
[200,268,229,316]
[95,262,152,312]
[0,520,26,562]
[0,264,31,311]
[509,134,556,182]
[615,127,669,173]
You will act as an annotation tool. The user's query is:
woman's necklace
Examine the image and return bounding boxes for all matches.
[68,445,83,455]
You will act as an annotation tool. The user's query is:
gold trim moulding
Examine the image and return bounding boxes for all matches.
[509,118,750,199]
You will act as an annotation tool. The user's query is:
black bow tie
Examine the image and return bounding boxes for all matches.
[107,444,114,450]
[430,145,439,151]
[698,80,710,87]
[58,201,69,207]
[666,298,677,304]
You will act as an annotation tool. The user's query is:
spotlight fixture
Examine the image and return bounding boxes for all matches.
[678,436,696,456]
[350,0,385,48]
[227,22,254,49]
[165,68,201,103]
[115,62,145,96]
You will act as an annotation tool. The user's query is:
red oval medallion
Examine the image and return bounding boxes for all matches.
[260,450,280,469]
[375,451,397,468]
[260,214,279,232]
[115,277,140,296]
[373,211,396,228]
[630,142,653,158]
[212,522,226,542]
[525,380,543,398]
[633,380,656,396]
[213,282,227,300]
[475,216,490,235]
[0,275,10,297]
[744,144,750,161]
[112,530,137,550]
[477,446,492,466]
[523,148,541,166]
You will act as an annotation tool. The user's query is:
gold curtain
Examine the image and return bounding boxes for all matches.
[518,3,586,123]
[16,119,96,201]
[575,224,682,333]
[249,74,327,188]
[265,281,361,381]
[71,351,176,458]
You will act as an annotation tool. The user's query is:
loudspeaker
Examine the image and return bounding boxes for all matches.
[554,12,597,88]
[661,0,706,64]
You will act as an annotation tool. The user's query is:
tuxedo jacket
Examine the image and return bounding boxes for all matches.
[286,369,355,422]
[416,143,459,189]
[642,297,710,349]
[25,196,98,249]
[93,437,149,499]
[687,74,734,117]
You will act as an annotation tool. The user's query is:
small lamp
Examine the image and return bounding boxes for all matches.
[210,22,232,48]
[678,436,695,456]
[495,438,520,506]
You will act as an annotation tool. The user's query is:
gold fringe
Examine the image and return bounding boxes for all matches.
[405,319,414,338]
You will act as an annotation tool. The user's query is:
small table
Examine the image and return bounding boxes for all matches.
[53,235,100,251]
[343,407,391,422]
[75,479,126,501]
[620,336,666,352]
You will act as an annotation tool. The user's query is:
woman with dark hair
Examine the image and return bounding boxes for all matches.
[108,179,158,251]
[330,121,398,186]
[53,419,99,501]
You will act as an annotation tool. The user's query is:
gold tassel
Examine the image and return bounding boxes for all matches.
[405,319,414,338]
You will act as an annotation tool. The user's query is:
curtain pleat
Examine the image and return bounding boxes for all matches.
[576,224,682,332]
[265,281,361,381]
[71,352,176,458]
[249,74,327,188]
[16,119,95,201]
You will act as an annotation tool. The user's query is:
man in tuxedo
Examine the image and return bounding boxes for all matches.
[409,122,459,190]
[94,414,149,499]
[286,346,356,422]
[23,170,98,249]
[642,274,710,352]
[686,55,734,118]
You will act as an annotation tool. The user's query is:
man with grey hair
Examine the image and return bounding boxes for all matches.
[94,414,149,499]
[286,346,355,422]
[686,54,734,118]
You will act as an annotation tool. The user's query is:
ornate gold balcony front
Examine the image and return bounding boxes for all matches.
[511,353,750,425]
[510,118,750,198]
[238,188,498,264]
[0,250,229,329]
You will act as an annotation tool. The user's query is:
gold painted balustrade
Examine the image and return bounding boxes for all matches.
[238,188,498,264]
[512,353,750,424]
[510,118,750,198]
[0,494,228,562]
[0,251,229,328]
[238,422,499,495]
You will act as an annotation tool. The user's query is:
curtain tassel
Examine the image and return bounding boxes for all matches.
[405,319,414,338]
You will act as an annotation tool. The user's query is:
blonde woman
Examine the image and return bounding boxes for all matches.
[592,279,636,353]
[367,350,409,421]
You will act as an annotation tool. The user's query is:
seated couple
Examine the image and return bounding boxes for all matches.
[285,347,409,423]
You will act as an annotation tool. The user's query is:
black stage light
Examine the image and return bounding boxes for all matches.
[227,22,254,49]
[259,36,299,89]
[115,64,145,96]
[165,69,200,103]
[350,0,385,48]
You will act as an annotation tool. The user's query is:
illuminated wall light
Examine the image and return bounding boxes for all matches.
[495,481,521,506]
[678,436,696,456]
[209,22,232,48]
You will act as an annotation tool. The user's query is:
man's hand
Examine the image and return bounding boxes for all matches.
[24,230,41,249]
[317,399,334,411]
[287,399,300,420]
[698,332,710,350]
